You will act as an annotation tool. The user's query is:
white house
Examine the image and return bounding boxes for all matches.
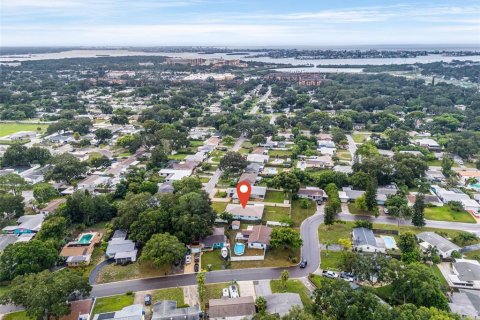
[417,232,461,258]
[158,168,192,182]
[226,186,267,200]
[225,204,264,221]
[448,259,480,290]
[235,225,272,250]
[247,154,270,164]
[352,227,386,253]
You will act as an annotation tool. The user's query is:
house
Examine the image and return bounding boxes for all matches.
[44,133,74,144]
[225,204,264,221]
[264,293,303,317]
[208,296,256,320]
[339,187,365,203]
[226,186,267,200]
[352,227,385,253]
[77,175,111,192]
[432,186,480,215]
[297,187,327,203]
[19,165,45,184]
[201,227,226,250]
[296,155,334,170]
[188,127,216,140]
[59,299,94,320]
[239,172,258,185]
[159,168,192,182]
[158,181,175,194]
[425,170,446,184]
[231,220,241,230]
[106,231,137,264]
[0,234,21,251]
[458,171,480,185]
[40,198,66,215]
[448,289,480,319]
[152,301,201,320]
[317,140,336,148]
[417,232,461,258]
[407,193,443,207]
[2,214,46,235]
[448,259,480,290]
[247,154,269,164]
[92,304,144,320]
[236,225,272,249]
[415,138,441,151]
[60,232,102,266]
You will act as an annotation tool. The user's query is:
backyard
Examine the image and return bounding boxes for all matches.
[211,201,228,214]
[264,190,287,203]
[424,206,476,223]
[268,149,293,158]
[263,205,290,222]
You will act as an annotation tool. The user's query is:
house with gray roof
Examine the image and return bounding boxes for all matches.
[448,289,480,319]
[92,304,144,320]
[2,213,46,235]
[417,231,461,258]
[449,259,480,290]
[352,227,385,253]
[151,301,201,320]
[208,296,256,319]
[226,186,267,200]
[264,293,302,316]
[106,231,137,264]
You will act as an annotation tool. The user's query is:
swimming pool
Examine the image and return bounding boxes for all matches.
[469,183,480,190]
[78,234,94,244]
[382,236,397,249]
[234,243,245,256]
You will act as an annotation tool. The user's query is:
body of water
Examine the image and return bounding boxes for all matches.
[2,49,480,66]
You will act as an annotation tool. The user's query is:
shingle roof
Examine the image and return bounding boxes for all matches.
[247,225,272,245]
[352,227,377,247]
[417,232,461,254]
[152,300,200,320]
[208,296,256,318]
[454,260,480,281]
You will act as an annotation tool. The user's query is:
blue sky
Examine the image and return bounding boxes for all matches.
[1,0,479,46]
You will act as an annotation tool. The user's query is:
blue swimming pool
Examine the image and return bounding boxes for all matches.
[234,243,245,256]
[383,236,397,249]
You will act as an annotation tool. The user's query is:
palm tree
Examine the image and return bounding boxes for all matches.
[280,270,289,288]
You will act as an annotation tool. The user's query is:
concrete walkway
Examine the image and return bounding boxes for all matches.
[254,279,272,297]
[238,281,256,298]
[183,285,200,306]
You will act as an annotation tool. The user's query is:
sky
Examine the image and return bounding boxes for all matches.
[1,0,479,47]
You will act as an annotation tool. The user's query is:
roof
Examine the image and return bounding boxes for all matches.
[112,230,128,240]
[454,259,480,281]
[417,232,461,253]
[264,293,302,316]
[449,290,480,318]
[458,171,480,178]
[226,204,264,218]
[246,154,269,163]
[352,227,377,247]
[106,239,136,257]
[0,234,19,251]
[158,181,175,194]
[42,198,67,213]
[201,234,226,247]
[152,301,200,320]
[247,225,272,245]
[239,172,257,185]
[298,187,325,197]
[208,296,256,318]
[226,186,267,198]
[59,299,94,320]
[114,250,138,260]
[3,214,46,232]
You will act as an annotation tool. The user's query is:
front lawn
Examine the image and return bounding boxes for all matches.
[424,206,476,223]
[320,251,343,270]
[201,250,225,271]
[92,293,134,314]
[211,201,228,213]
[263,206,290,222]
[169,153,188,160]
[231,247,298,269]
[348,203,377,215]
[336,151,352,160]
[291,199,316,227]
[3,311,32,320]
[152,288,186,306]
[351,132,371,143]
[432,265,449,289]
[374,284,394,302]
[190,140,204,147]
[96,261,171,284]
[264,190,287,203]
[465,250,480,262]
[270,279,311,306]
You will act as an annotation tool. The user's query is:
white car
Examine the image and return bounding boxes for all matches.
[185,255,191,264]
[222,288,230,298]
[322,270,339,279]
[229,285,239,298]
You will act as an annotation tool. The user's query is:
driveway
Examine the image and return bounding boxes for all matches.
[346,135,357,164]
[89,260,112,285]
[254,280,272,297]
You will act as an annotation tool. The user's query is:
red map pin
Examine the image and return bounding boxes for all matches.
[237,180,251,208]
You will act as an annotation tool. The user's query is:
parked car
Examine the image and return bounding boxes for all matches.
[194,263,199,272]
[186,248,192,255]
[194,252,200,263]
[145,294,152,306]
[185,255,191,264]
[299,259,308,268]
[229,285,239,298]
[322,270,339,279]
[222,288,230,298]
[340,272,354,282]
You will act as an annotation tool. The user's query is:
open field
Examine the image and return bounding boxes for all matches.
[351,132,371,143]
[348,203,377,216]
[152,288,185,306]
[264,205,290,221]
[201,250,225,271]
[96,261,171,284]
[92,293,134,314]
[291,199,316,227]
[268,149,293,158]
[211,201,228,213]
[0,123,48,138]
[264,190,286,203]
[424,206,476,223]
[464,250,480,261]
[231,247,298,269]
[320,251,343,270]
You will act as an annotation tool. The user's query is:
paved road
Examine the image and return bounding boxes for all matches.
[204,135,246,196]
[249,86,271,115]
[346,134,357,164]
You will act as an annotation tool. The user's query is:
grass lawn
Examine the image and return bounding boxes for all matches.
[81,247,105,277]
[92,294,134,314]
[211,157,222,163]
[0,123,48,137]
[3,311,32,320]
[291,199,316,227]
[211,201,228,213]
[348,203,377,216]
[169,153,189,160]
[237,147,251,155]
[264,190,286,203]
[424,206,476,223]
[199,176,210,183]
[201,250,225,271]
[320,251,343,270]
[152,288,186,306]
[190,140,204,147]
[464,250,480,262]
[268,149,293,158]
[351,132,371,143]
[318,221,472,245]
[336,151,352,160]
[270,279,311,306]
[231,247,298,269]
[432,265,449,289]
[264,205,290,222]
[427,160,459,167]
[96,261,171,284]
[204,282,234,308]
[374,284,394,302]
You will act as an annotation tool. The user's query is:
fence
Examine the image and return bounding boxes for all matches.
[230,255,265,261]
[372,229,399,235]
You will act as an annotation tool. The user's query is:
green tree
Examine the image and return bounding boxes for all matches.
[94,128,113,142]
[0,240,58,281]
[197,272,206,307]
[140,233,186,267]
[173,176,203,195]
[148,146,168,169]
[398,232,421,263]
[36,215,68,242]
[324,203,336,225]
[33,182,59,204]
[270,227,303,250]
[280,270,289,288]
[0,192,24,218]
[412,194,426,227]
[441,156,454,177]
[0,269,91,320]
[271,171,300,197]
[364,177,378,213]
[354,194,367,211]
[46,153,87,183]
[0,173,28,195]
[251,134,266,145]
[255,296,267,314]
[218,151,247,175]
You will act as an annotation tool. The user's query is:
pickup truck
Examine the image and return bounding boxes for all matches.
[322,270,339,279]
